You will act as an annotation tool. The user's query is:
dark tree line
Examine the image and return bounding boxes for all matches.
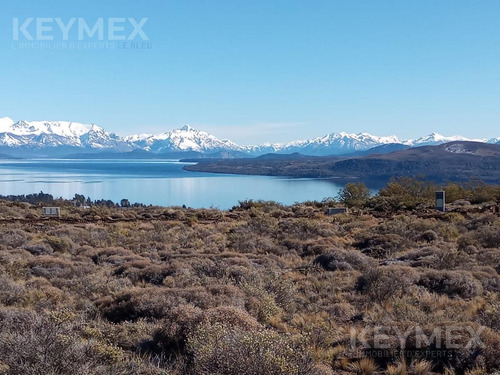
[0,192,146,208]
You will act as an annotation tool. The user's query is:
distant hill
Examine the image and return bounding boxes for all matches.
[179,150,251,162]
[184,141,500,183]
[256,152,310,160]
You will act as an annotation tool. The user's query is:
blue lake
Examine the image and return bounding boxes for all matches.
[0,159,362,209]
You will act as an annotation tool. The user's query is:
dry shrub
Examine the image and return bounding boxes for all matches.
[278,218,336,241]
[479,328,500,372]
[419,229,439,242]
[386,360,407,375]
[411,359,432,375]
[313,249,375,271]
[148,305,259,361]
[477,296,500,331]
[408,324,500,373]
[44,235,73,253]
[325,302,357,322]
[202,305,260,330]
[28,255,76,280]
[189,258,221,279]
[188,323,320,375]
[24,277,65,308]
[24,242,53,256]
[358,323,490,373]
[348,357,378,375]
[457,234,478,252]
[471,269,500,294]
[89,247,138,266]
[354,234,408,259]
[242,284,281,323]
[262,273,297,313]
[432,247,469,270]
[356,266,418,304]
[99,284,245,323]
[47,226,89,245]
[68,273,133,301]
[418,270,483,299]
[146,304,203,359]
[0,276,26,306]
[0,309,122,375]
[476,248,500,268]
[398,246,436,264]
[282,238,339,257]
[0,229,29,248]
[237,271,297,322]
[114,260,173,285]
[93,319,155,353]
[475,226,500,248]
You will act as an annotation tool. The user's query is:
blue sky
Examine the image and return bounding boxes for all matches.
[0,0,499,144]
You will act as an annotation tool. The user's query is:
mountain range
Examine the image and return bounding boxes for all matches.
[0,116,498,158]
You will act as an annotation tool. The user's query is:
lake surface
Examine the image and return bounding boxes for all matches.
[0,159,362,209]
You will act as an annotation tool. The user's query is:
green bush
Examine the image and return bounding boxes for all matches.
[337,182,370,208]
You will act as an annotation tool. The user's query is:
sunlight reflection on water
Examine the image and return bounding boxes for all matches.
[0,159,369,209]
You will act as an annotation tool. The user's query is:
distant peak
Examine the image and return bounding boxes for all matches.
[180,125,193,131]
[0,117,14,132]
[0,116,14,125]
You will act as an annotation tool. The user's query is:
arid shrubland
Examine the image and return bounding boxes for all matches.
[0,190,498,374]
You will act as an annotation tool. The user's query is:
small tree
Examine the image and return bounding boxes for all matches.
[443,182,466,203]
[375,177,435,210]
[72,194,86,207]
[120,199,130,208]
[337,182,370,207]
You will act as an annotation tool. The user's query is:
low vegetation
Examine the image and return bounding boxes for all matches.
[0,178,498,374]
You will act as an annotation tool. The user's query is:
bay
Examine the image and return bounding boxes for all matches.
[0,159,360,209]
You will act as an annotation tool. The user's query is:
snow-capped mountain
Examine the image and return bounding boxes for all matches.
[487,137,500,145]
[0,119,132,155]
[0,116,498,157]
[407,132,471,146]
[123,129,498,156]
[278,132,401,156]
[0,117,14,129]
[243,143,283,155]
[125,125,244,153]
